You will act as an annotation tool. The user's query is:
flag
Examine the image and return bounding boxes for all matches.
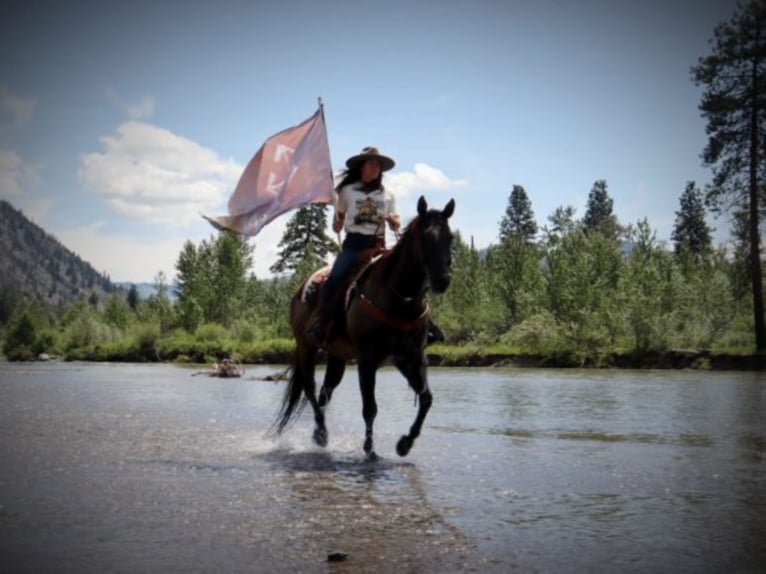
[203,106,333,236]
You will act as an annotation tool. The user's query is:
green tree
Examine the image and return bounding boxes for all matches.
[145,271,175,334]
[103,293,130,330]
[126,283,140,311]
[435,232,501,342]
[270,204,338,274]
[0,287,21,326]
[174,233,254,328]
[674,250,736,348]
[671,181,713,258]
[692,0,766,350]
[544,228,623,354]
[543,205,578,246]
[485,236,544,328]
[583,179,619,239]
[499,184,538,243]
[728,209,752,301]
[210,232,254,326]
[621,219,677,351]
[2,311,38,360]
[175,240,207,331]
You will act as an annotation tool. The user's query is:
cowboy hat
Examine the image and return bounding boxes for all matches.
[345,146,395,171]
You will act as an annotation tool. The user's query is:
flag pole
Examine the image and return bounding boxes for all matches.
[318,96,341,248]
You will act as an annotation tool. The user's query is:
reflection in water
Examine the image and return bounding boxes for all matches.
[482,427,717,447]
[255,447,472,573]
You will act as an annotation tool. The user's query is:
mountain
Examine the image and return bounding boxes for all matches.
[0,200,119,307]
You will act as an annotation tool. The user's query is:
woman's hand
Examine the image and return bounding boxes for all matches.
[386,213,401,232]
[332,212,345,233]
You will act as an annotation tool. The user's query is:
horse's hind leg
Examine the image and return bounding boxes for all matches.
[393,353,432,457]
[295,345,328,448]
[318,355,345,408]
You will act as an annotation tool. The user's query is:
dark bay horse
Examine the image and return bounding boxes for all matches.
[274,196,455,458]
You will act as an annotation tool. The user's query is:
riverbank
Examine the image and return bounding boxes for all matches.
[14,343,765,370]
[424,348,766,370]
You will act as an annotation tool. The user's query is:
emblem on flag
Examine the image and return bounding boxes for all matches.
[203,104,333,236]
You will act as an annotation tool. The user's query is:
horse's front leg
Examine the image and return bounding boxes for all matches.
[357,361,379,459]
[318,355,345,408]
[394,352,432,457]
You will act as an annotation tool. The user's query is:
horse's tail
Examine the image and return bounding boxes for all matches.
[273,289,312,435]
[273,353,307,434]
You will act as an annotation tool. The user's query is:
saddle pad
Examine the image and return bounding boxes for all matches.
[301,266,331,304]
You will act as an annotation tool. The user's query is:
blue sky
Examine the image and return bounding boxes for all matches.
[0,0,739,282]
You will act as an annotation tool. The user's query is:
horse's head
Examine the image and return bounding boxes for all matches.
[415,195,455,294]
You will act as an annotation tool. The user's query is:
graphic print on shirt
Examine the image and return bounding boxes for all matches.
[353,196,383,226]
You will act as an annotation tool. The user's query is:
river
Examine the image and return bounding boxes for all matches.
[0,362,764,573]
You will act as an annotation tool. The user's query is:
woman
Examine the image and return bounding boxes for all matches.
[310,146,445,346]
[310,146,400,342]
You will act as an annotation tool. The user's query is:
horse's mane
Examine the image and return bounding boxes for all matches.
[381,215,421,262]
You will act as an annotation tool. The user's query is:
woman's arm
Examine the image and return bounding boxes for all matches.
[333,211,346,233]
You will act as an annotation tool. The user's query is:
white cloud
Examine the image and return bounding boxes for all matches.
[79,121,242,227]
[52,216,300,283]
[0,148,43,199]
[71,139,468,280]
[0,86,36,125]
[386,162,468,199]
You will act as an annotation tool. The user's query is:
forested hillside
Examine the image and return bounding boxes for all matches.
[0,200,118,307]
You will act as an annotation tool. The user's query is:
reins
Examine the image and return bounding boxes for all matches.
[350,219,430,333]
[357,292,430,332]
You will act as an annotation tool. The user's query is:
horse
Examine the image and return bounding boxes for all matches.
[274,196,455,458]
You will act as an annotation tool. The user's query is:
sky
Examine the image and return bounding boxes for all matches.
[0,0,741,283]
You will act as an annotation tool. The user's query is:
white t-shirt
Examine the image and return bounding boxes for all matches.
[336,184,397,236]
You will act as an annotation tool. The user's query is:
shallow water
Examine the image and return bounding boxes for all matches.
[0,362,764,573]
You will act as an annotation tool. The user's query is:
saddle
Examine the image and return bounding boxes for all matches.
[301,247,383,308]
[302,247,385,345]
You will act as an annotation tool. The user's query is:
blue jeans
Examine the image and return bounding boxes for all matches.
[320,232,378,308]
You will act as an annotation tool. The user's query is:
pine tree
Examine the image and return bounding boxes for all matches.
[210,232,253,326]
[499,185,538,243]
[729,209,752,302]
[543,205,578,246]
[671,181,713,258]
[270,204,338,274]
[691,0,766,350]
[174,233,254,328]
[583,179,619,239]
[175,240,205,331]
[126,284,140,311]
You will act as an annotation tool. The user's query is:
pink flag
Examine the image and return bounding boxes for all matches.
[203,107,333,236]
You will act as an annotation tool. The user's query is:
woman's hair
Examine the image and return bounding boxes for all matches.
[335,163,383,193]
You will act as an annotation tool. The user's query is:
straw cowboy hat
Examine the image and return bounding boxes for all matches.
[345,146,395,171]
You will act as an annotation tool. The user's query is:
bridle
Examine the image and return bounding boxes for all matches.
[350,218,433,333]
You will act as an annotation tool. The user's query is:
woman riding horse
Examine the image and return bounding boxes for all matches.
[276,193,456,458]
[309,146,444,345]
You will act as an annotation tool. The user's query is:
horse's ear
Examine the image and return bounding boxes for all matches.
[442,199,455,219]
[417,196,428,217]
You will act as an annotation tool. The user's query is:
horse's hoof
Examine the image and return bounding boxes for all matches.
[318,391,330,408]
[396,435,413,457]
[313,427,328,447]
[366,451,380,462]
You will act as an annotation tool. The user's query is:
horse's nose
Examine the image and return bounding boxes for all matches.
[431,274,451,294]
